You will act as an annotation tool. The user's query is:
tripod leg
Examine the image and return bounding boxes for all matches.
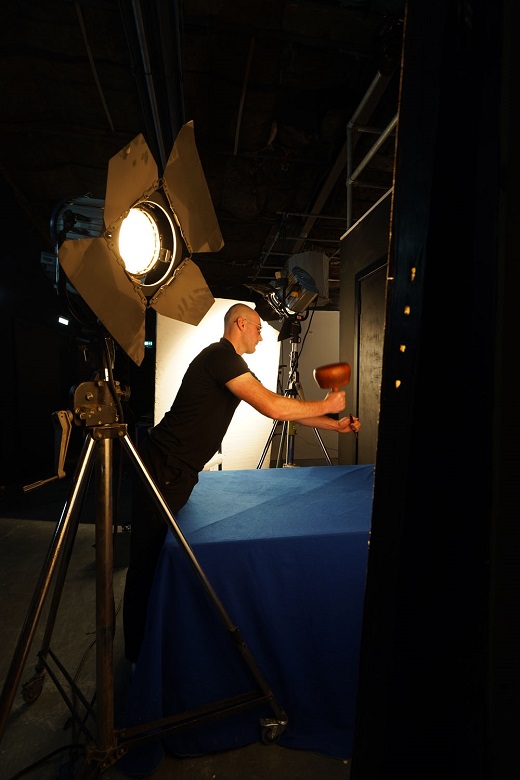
[276,421,288,468]
[312,427,334,466]
[256,418,279,469]
[121,434,288,726]
[0,435,97,742]
[95,435,115,753]
[31,452,93,684]
[285,421,297,467]
[293,380,334,466]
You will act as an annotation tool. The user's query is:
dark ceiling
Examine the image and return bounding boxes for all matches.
[0,0,404,315]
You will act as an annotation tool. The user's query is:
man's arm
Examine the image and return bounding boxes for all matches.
[226,372,345,420]
[295,414,361,434]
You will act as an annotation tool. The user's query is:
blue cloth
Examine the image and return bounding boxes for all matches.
[120,465,373,774]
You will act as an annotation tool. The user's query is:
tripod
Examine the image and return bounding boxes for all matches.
[0,340,287,778]
[257,318,333,469]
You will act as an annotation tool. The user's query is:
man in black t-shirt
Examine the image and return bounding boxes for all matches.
[123,302,360,662]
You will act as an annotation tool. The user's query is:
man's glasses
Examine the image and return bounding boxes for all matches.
[237,317,262,333]
[245,319,262,333]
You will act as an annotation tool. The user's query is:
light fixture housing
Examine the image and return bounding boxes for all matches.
[56,121,224,365]
[264,266,318,320]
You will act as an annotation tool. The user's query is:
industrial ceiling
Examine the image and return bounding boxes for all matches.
[0,0,404,315]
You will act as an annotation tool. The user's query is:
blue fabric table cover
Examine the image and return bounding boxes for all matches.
[121,464,374,775]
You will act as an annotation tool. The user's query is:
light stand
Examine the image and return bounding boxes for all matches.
[257,317,333,469]
[0,337,287,778]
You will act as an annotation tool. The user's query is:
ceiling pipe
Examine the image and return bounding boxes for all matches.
[130,0,168,168]
[156,0,186,141]
[283,237,341,243]
[75,3,116,133]
[346,113,398,228]
[276,211,347,221]
[254,214,289,278]
[348,114,398,181]
[234,37,256,156]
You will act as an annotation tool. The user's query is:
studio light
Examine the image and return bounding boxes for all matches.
[288,251,330,307]
[271,266,318,316]
[245,265,319,343]
[248,265,318,321]
[53,121,223,365]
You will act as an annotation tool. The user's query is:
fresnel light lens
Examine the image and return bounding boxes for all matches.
[119,206,161,276]
[116,200,179,291]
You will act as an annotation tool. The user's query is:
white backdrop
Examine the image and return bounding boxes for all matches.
[155,298,281,470]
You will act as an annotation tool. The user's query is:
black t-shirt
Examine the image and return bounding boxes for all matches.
[150,338,251,472]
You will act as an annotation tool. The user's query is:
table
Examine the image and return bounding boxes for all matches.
[121,464,374,774]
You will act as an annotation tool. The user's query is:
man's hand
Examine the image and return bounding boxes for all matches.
[337,415,361,434]
[324,390,346,414]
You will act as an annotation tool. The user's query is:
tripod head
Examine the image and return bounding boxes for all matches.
[22,336,130,494]
[72,335,130,428]
[72,372,130,427]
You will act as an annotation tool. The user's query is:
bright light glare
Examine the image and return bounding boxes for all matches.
[119,207,161,276]
[58,316,69,325]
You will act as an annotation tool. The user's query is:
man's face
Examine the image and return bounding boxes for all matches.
[242,313,263,353]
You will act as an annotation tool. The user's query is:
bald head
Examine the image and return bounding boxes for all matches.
[224,303,257,332]
[223,303,263,355]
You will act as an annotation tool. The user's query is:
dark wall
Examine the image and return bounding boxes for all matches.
[351,1,518,779]
[339,189,392,465]
[0,179,155,489]
[0,180,64,485]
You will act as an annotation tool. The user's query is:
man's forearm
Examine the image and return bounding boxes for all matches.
[294,414,340,430]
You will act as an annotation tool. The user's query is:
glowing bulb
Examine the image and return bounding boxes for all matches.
[119,207,161,276]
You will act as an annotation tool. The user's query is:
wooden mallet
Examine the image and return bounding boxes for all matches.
[313,362,357,439]
[313,362,351,392]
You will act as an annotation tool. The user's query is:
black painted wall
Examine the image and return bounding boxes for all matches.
[351,1,518,779]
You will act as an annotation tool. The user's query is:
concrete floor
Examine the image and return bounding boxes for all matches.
[0,479,352,780]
